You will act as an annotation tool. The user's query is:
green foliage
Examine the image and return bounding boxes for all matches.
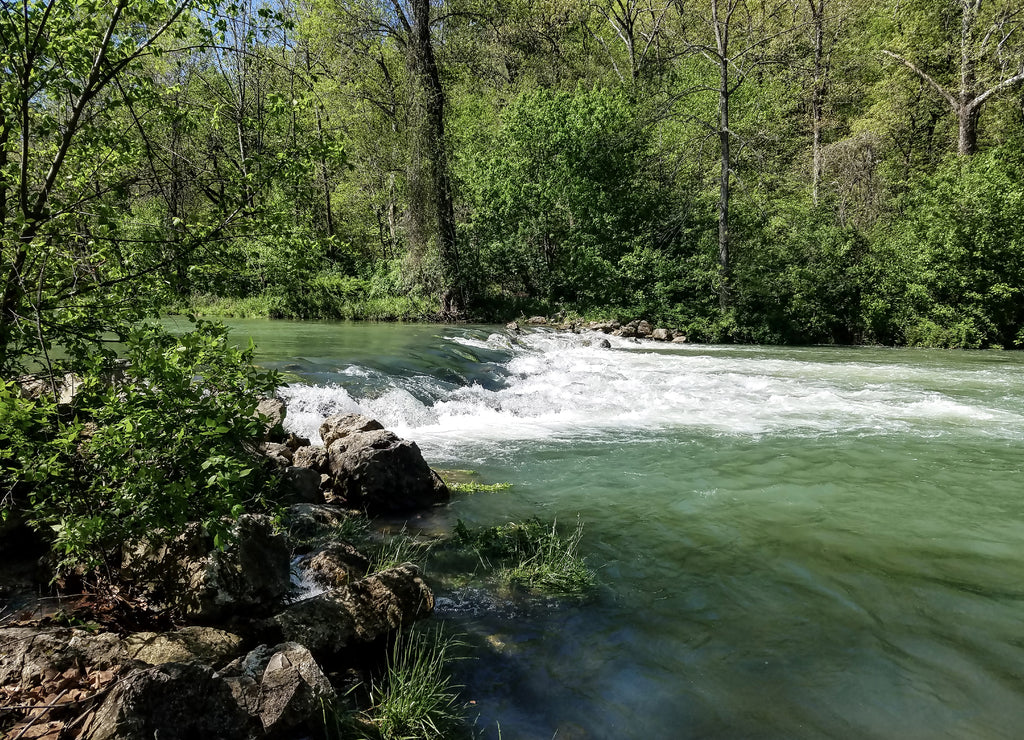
[461,86,661,309]
[866,149,1024,348]
[0,321,282,573]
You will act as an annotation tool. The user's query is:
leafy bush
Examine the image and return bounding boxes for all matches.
[865,149,1024,348]
[1,320,282,574]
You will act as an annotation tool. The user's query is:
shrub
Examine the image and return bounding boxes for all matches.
[0,320,282,575]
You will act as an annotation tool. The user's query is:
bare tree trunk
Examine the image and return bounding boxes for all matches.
[809,0,825,205]
[712,0,732,310]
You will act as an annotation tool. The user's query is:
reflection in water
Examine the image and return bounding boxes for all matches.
[223,319,1024,739]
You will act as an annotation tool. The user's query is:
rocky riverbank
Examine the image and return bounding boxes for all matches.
[508,316,689,343]
[0,411,449,740]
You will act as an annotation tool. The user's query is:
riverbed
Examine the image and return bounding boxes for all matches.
[184,318,1024,739]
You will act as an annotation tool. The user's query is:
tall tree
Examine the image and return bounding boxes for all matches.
[679,0,795,308]
[883,0,1024,155]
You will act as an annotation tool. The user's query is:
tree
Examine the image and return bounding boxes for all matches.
[883,0,1024,155]
[0,0,201,370]
[677,0,797,308]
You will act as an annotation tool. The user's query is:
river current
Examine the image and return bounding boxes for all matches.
[198,319,1024,739]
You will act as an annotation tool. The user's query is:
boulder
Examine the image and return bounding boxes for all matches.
[124,627,244,667]
[651,328,673,341]
[291,444,329,473]
[0,627,129,688]
[326,429,449,514]
[284,434,310,451]
[505,321,521,333]
[256,397,287,440]
[121,515,291,621]
[596,338,612,349]
[295,542,370,589]
[81,662,258,740]
[526,316,548,325]
[223,642,336,736]
[16,372,82,405]
[618,325,637,338]
[319,413,384,448]
[636,320,653,337]
[281,503,353,538]
[671,334,688,344]
[281,466,323,504]
[260,441,293,466]
[268,564,434,658]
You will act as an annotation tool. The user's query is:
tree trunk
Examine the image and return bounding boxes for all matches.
[406,0,464,317]
[713,0,731,310]
[958,102,980,156]
[809,0,825,205]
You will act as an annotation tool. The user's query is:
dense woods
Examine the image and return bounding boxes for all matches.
[2,0,1024,357]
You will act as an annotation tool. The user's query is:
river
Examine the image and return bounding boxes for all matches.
[186,318,1024,739]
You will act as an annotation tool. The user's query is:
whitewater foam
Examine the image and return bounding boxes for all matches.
[278,330,1024,454]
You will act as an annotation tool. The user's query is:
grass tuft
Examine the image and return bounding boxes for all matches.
[450,517,595,596]
[371,626,467,740]
[501,518,594,595]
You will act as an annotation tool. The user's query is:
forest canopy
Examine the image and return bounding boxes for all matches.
[2,0,1024,353]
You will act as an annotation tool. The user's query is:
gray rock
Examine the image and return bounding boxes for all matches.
[326,429,449,514]
[121,515,290,621]
[295,542,370,589]
[260,441,293,466]
[223,642,336,736]
[256,397,287,440]
[636,320,653,337]
[671,334,688,343]
[651,328,673,341]
[281,466,323,504]
[526,315,548,325]
[506,321,521,333]
[596,338,612,349]
[319,413,384,448]
[282,503,352,537]
[619,325,637,338]
[269,564,434,657]
[0,627,129,687]
[81,662,258,740]
[291,444,329,472]
[124,627,244,667]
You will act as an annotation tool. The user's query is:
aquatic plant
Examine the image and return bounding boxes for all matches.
[368,531,435,574]
[501,518,595,596]
[438,469,513,495]
[451,517,595,596]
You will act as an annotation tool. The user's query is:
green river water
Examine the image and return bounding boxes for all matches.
[184,318,1024,739]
